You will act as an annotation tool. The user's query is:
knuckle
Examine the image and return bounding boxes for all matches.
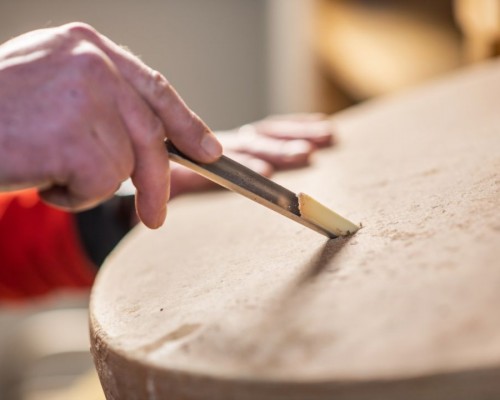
[150,70,173,105]
[71,45,107,71]
[59,23,113,79]
[66,47,117,98]
[62,22,99,42]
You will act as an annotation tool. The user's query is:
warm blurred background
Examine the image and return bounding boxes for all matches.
[0,0,499,399]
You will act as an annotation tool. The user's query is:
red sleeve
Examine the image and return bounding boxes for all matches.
[0,189,96,301]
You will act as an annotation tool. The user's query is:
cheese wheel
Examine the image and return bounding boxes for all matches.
[90,61,500,400]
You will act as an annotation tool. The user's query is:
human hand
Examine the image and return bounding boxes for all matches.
[169,114,335,198]
[0,22,222,228]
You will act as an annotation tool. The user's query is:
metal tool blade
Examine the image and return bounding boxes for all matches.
[165,141,334,238]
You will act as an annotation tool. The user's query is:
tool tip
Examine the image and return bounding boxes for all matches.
[298,193,360,237]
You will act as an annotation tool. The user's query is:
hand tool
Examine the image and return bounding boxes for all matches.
[166,141,360,238]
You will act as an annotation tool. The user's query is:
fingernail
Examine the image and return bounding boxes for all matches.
[201,133,223,160]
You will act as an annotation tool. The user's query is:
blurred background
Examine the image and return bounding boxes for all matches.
[0,0,499,399]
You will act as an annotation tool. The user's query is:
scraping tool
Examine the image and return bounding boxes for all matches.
[166,141,359,238]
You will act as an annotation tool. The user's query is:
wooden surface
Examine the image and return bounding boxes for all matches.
[90,61,500,400]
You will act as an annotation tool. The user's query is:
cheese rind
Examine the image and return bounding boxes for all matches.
[298,192,360,237]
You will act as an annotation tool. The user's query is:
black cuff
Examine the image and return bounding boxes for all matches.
[75,196,135,267]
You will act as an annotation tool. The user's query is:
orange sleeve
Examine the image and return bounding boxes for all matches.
[0,189,96,301]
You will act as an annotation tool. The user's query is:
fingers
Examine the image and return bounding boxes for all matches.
[168,112,335,199]
[221,133,314,169]
[117,80,170,229]
[168,111,336,199]
[253,117,335,148]
[62,23,222,162]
